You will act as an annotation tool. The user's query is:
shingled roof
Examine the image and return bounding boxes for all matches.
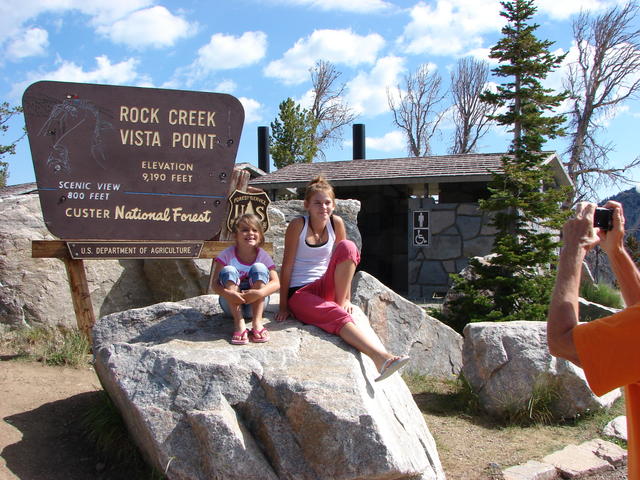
[249,152,570,189]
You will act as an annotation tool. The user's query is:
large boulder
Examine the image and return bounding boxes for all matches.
[92,295,445,480]
[462,321,621,419]
[352,271,463,378]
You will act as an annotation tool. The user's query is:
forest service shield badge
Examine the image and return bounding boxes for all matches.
[226,189,271,233]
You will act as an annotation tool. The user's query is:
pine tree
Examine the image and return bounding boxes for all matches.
[270,98,318,169]
[444,0,571,332]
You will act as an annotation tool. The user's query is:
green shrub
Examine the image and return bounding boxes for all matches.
[580,282,623,309]
[44,329,91,366]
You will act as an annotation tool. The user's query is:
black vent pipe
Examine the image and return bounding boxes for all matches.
[352,123,365,160]
[257,126,270,173]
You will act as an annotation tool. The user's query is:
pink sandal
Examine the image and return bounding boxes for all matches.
[250,327,269,343]
[231,329,249,345]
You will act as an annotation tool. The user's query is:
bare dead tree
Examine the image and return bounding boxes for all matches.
[564,2,640,201]
[309,60,358,159]
[387,64,446,157]
[449,58,497,154]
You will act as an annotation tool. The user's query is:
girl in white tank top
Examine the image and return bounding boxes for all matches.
[289,215,335,288]
[276,176,409,382]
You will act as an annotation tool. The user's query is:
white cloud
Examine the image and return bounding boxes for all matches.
[364,130,406,152]
[346,55,406,116]
[264,29,385,85]
[0,0,152,40]
[0,0,196,55]
[536,0,611,20]
[275,0,393,13]
[213,79,238,93]
[10,55,148,99]
[239,97,263,124]
[193,31,267,75]
[398,0,502,57]
[171,31,268,90]
[98,6,193,49]
[72,0,154,26]
[6,27,49,60]
[298,89,315,110]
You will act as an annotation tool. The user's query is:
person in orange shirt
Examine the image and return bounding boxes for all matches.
[547,200,640,480]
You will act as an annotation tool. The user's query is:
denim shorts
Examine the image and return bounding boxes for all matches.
[218,263,270,318]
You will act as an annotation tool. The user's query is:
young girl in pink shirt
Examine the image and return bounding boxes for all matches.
[212,214,280,345]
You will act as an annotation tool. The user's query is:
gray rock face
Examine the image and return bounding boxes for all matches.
[92,295,445,480]
[0,191,154,332]
[352,271,463,378]
[462,321,621,419]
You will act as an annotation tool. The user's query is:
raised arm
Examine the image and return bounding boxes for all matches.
[547,202,600,365]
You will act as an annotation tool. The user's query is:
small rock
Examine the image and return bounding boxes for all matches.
[502,460,557,480]
[582,439,627,467]
[543,444,614,478]
[603,416,628,442]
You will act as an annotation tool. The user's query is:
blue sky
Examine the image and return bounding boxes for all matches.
[1,0,638,200]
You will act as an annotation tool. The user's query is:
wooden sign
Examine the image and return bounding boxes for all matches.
[22,81,244,240]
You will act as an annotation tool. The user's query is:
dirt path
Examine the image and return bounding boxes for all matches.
[0,360,105,480]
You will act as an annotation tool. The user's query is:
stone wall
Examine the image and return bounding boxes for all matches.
[408,197,497,301]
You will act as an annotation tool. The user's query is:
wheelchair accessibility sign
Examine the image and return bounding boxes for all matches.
[413,210,430,246]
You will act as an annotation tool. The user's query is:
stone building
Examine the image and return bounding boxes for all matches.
[249,152,571,301]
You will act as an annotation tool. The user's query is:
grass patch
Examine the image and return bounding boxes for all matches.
[81,391,165,479]
[2,326,91,367]
[580,282,624,309]
[406,373,628,478]
[500,374,562,426]
[405,371,626,433]
[404,372,480,416]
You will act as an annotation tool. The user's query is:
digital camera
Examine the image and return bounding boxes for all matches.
[593,207,613,231]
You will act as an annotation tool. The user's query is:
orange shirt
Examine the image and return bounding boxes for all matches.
[574,304,640,480]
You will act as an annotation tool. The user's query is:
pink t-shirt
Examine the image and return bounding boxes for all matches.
[215,246,275,282]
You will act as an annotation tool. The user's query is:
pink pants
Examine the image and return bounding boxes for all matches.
[289,240,361,335]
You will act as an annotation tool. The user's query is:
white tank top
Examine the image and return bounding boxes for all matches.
[290,216,336,287]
